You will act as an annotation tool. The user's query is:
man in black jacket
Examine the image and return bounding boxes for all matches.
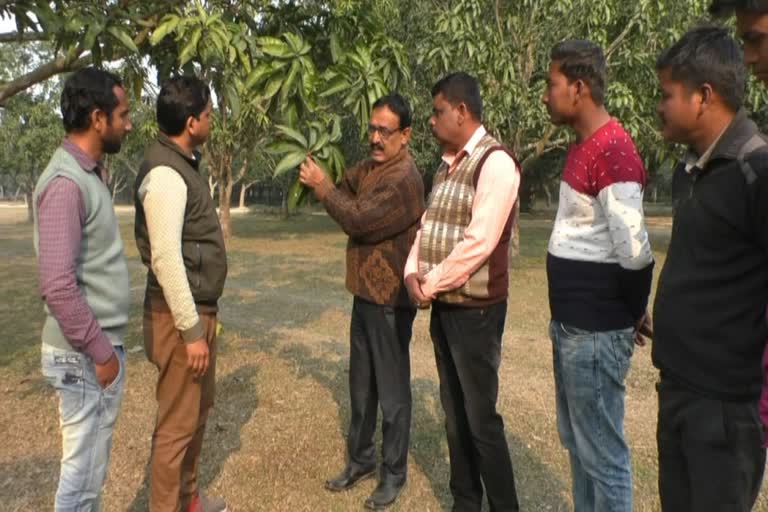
[653,26,768,511]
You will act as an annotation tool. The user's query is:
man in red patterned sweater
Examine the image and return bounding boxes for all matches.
[542,40,654,512]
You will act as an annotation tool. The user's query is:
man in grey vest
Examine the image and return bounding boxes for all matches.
[134,76,228,512]
[405,72,521,511]
[33,67,132,510]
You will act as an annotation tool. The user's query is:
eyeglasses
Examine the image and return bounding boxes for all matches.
[367,124,401,139]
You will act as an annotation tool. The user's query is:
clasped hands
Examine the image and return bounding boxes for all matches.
[405,272,432,309]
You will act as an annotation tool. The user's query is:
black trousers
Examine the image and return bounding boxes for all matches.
[657,376,766,512]
[430,300,519,512]
[346,296,415,483]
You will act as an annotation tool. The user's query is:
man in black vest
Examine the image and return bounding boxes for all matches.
[653,27,768,511]
[134,76,228,512]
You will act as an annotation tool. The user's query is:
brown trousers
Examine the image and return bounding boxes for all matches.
[143,306,217,512]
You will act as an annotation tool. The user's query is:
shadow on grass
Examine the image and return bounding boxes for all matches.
[273,341,569,511]
[0,454,58,509]
[231,212,342,240]
[126,364,259,511]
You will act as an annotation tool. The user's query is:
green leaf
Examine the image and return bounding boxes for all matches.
[133,75,144,100]
[226,85,241,118]
[262,75,283,100]
[329,116,342,142]
[258,36,290,58]
[245,64,273,89]
[330,32,341,63]
[310,132,330,154]
[275,124,308,148]
[287,177,307,211]
[82,23,101,52]
[283,32,304,54]
[279,60,301,106]
[179,27,202,66]
[107,26,139,53]
[319,76,351,98]
[274,151,306,176]
[266,141,305,155]
[150,15,180,46]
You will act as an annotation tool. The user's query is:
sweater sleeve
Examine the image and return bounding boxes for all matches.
[595,144,655,322]
[319,165,425,245]
[138,166,203,342]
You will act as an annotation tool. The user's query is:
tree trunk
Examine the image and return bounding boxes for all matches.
[25,190,33,223]
[281,190,289,219]
[208,175,217,199]
[542,183,552,207]
[219,179,233,242]
[239,182,254,209]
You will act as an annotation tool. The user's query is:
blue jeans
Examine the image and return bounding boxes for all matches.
[41,344,126,512]
[549,321,634,512]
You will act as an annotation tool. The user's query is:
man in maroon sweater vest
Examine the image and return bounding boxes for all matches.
[299,94,425,510]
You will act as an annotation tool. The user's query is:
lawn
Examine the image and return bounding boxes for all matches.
[0,206,766,511]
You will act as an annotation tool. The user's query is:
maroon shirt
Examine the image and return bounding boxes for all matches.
[36,139,115,364]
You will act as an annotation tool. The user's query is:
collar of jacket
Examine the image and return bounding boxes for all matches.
[156,132,202,170]
[706,108,760,165]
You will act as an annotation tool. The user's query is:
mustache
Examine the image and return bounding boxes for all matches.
[370,142,384,151]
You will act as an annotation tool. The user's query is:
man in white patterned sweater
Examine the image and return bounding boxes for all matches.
[541,40,654,512]
[134,76,228,512]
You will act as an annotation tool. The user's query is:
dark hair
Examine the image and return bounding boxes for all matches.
[372,93,412,129]
[60,67,123,133]
[430,72,483,121]
[156,76,211,136]
[656,25,746,112]
[709,0,768,16]
[550,40,607,105]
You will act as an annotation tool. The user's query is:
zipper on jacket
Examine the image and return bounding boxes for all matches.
[195,242,202,288]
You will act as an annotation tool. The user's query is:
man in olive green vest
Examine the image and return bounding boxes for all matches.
[134,76,228,512]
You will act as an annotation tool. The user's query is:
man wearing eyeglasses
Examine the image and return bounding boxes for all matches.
[299,93,425,510]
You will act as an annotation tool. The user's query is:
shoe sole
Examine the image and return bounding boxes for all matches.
[363,482,406,510]
[324,470,376,492]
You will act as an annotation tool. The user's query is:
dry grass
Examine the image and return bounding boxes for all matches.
[1,206,767,511]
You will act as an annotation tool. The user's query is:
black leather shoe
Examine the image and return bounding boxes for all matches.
[325,466,376,492]
[364,479,406,510]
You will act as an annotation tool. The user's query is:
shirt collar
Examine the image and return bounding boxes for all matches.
[441,125,487,167]
[684,126,728,174]
[61,138,104,175]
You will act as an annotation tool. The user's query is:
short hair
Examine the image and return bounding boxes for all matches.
[709,0,768,16]
[550,40,607,105]
[156,76,211,136]
[431,72,483,121]
[372,93,412,129]
[60,67,123,133]
[656,25,746,112]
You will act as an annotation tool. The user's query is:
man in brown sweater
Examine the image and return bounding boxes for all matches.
[299,93,425,510]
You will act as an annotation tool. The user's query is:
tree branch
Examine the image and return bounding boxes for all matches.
[0,51,92,106]
[606,11,642,60]
[495,0,503,39]
[0,31,47,43]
